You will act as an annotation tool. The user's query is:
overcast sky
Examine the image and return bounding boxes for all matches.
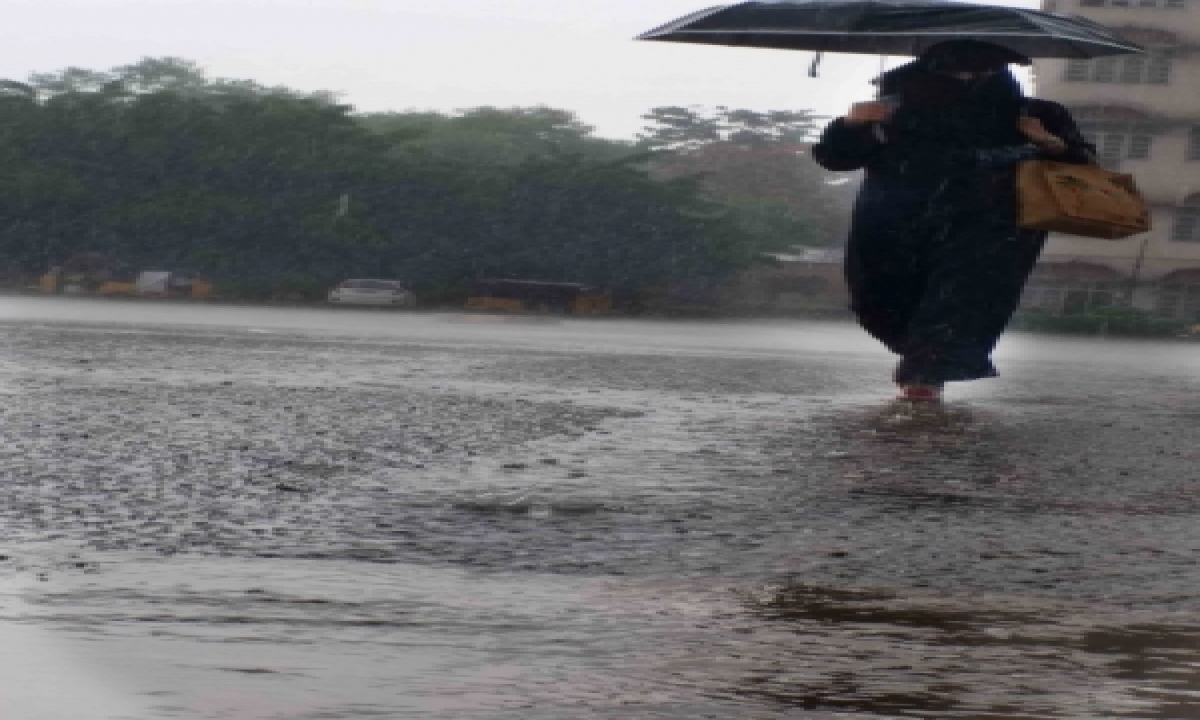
[9,0,1037,141]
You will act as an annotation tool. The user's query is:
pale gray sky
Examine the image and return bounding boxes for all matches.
[9,0,1037,140]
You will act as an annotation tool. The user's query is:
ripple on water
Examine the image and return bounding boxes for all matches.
[5,553,1198,719]
[0,318,1198,718]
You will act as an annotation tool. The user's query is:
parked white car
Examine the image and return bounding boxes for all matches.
[327,279,415,307]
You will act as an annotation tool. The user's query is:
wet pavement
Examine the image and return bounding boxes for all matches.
[1,297,1198,719]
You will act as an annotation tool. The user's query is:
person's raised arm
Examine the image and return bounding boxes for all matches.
[811,101,892,172]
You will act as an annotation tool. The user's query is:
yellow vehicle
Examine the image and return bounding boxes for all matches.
[37,268,212,299]
[96,281,138,296]
[465,280,611,315]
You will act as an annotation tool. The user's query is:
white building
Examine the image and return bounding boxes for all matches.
[1027,0,1200,319]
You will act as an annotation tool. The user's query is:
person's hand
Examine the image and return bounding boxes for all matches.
[1017,116,1063,147]
[844,101,892,127]
[1017,115,1052,142]
[1018,116,1068,153]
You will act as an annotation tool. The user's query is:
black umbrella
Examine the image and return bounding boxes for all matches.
[637,0,1144,62]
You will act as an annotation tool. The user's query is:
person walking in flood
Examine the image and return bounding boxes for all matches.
[812,40,1095,401]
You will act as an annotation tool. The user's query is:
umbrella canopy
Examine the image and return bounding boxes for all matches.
[637,0,1144,59]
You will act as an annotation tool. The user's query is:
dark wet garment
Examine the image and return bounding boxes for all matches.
[812,75,1094,385]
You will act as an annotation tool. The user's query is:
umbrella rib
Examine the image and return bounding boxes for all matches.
[637,2,1147,58]
[667,27,1142,52]
[636,4,731,38]
[662,28,1139,45]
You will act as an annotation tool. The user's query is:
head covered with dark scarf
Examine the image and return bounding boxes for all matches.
[875,40,1030,106]
[919,39,1032,75]
[873,40,1032,146]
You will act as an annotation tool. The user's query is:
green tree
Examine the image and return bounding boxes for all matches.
[638,105,856,249]
[29,57,335,104]
[359,105,636,167]
[638,106,821,152]
[0,59,791,302]
[0,59,384,285]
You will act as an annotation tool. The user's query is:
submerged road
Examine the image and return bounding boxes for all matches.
[0,297,1198,719]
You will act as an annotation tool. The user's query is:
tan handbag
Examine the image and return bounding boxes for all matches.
[1016,158,1151,239]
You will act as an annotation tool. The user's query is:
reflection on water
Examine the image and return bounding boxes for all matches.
[868,398,980,434]
[9,557,1200,720]
[728,583,1200,718]
[0,300,1197,718]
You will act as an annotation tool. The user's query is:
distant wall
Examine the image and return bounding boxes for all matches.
[723,261,849,314]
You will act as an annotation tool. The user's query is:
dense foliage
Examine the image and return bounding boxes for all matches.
[0,59,850,299]
[636,106,855,246]
[1011,306,1190,336]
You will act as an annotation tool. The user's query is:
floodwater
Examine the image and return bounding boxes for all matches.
[1,296,1199,719]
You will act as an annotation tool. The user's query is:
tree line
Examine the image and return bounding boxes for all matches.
[0,58,854,301]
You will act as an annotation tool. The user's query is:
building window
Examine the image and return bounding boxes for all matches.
[1128,134,1152,159]
[1021,279,1122,314]
[1157,283,1200,320]
[1065,60,1089,81]
[1119,56,1144,83]
[1147,53,1171,83]
[1065,52,1172,83]
[1082,132,1153,162]
[1172,207,1200,242]
[1188,127,1200,161]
